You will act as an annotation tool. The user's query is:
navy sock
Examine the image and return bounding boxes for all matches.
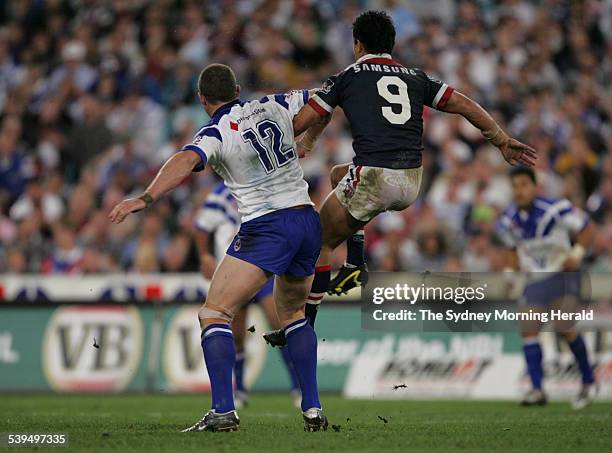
[305,265,331,327]
[346,230,365,267]
[285,318,321,412]
[523,340,543,390]
[202,323,236,413]
[304,304,319,328]
[234,348,246,392]
[280,346,300,391]
[568,335,595,385]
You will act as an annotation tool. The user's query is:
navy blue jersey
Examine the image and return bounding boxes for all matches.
[308,53,453,169]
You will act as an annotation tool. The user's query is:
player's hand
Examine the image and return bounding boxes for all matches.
[561,256,581,271]
[297,143,310,158]
[200,253,217,279]
[108,197,146,224]
[499,137,537,167]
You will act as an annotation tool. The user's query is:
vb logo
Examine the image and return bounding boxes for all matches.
[43,306,143,392]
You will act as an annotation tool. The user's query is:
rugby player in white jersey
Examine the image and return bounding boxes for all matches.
[498,167,597,409]
[109,64,328,432]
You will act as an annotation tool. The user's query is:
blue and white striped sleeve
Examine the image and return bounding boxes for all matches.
[194,190,238,232]
[285,89,310,116]
[180,126,222,172]
[193,204,226,232]
[558,203,589,234]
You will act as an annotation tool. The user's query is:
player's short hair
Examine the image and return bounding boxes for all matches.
[352,10,396,54]
[197,63,237,104]
[509,166,537,184]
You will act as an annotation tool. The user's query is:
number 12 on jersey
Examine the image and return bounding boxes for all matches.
[242,120,296,173]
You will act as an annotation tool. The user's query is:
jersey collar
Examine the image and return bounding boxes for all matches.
[356,53,393,64]
[210,99,242,122]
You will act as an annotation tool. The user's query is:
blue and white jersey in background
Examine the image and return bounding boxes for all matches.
[182,90,313,222]
[193,182,239,259]
[497,197,589,272]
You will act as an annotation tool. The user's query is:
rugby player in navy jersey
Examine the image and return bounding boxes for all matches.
[264,10,536,347]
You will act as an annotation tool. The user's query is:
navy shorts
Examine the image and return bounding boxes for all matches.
[252,278,274,303]
[521,272,582,306]
[226,206,321,277]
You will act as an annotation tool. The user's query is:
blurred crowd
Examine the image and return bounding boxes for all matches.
[0,0,610,275]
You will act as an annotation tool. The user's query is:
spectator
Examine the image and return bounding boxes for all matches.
[0,125,34,201]
[3,246,27,273]
[9,179,65,224]
[42,223,84,274]
[0,1,608,274]
[65,95,113,178]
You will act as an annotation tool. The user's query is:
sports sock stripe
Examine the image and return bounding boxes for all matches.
[307,294,324,303]
[284,318,308,336]
[204,326,233,337]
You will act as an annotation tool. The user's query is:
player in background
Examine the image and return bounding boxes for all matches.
[265,10,536,347]
[497,167,597,409]
[109,64,329,432]
[193,181,301,408]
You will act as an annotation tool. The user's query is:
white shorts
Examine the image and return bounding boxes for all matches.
[334,164,423,222]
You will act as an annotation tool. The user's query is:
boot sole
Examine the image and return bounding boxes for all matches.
[329,270,368,295]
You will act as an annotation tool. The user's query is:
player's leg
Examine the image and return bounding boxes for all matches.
[304,190,366,326]
[183,254,269,432]
[259,289,301,406]
[560,328,598,409]
[520,314,546,406]
[328,163,368,295]
[274,273,327,431]
[519,277,549,406]
[266,166,421,345]
[553,281,597,409]
[231,305,248,408]
[329,163,348,190]
[270,205,327,431]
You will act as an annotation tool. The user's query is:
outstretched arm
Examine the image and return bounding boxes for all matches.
[290,89,332,156]
[293,103,327,138]
[440,91,537,167]
[108,150,201,224]
[296,113,332,157]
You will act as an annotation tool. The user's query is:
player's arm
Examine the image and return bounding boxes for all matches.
[193,199,226,279]
[439,91,537,167]
[108,150,201,224]
[193,228,210,258]
[496,214,519,271]
[501,247,521,300]
[294,74,342,138]
[562,221,595,271]
[193,228,217,279]
[296,113,332,157]
[288,88,331,157]
[502,248,519,271]
[293,104,330,141]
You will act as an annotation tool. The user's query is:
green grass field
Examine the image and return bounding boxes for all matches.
[1,394,611,452]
